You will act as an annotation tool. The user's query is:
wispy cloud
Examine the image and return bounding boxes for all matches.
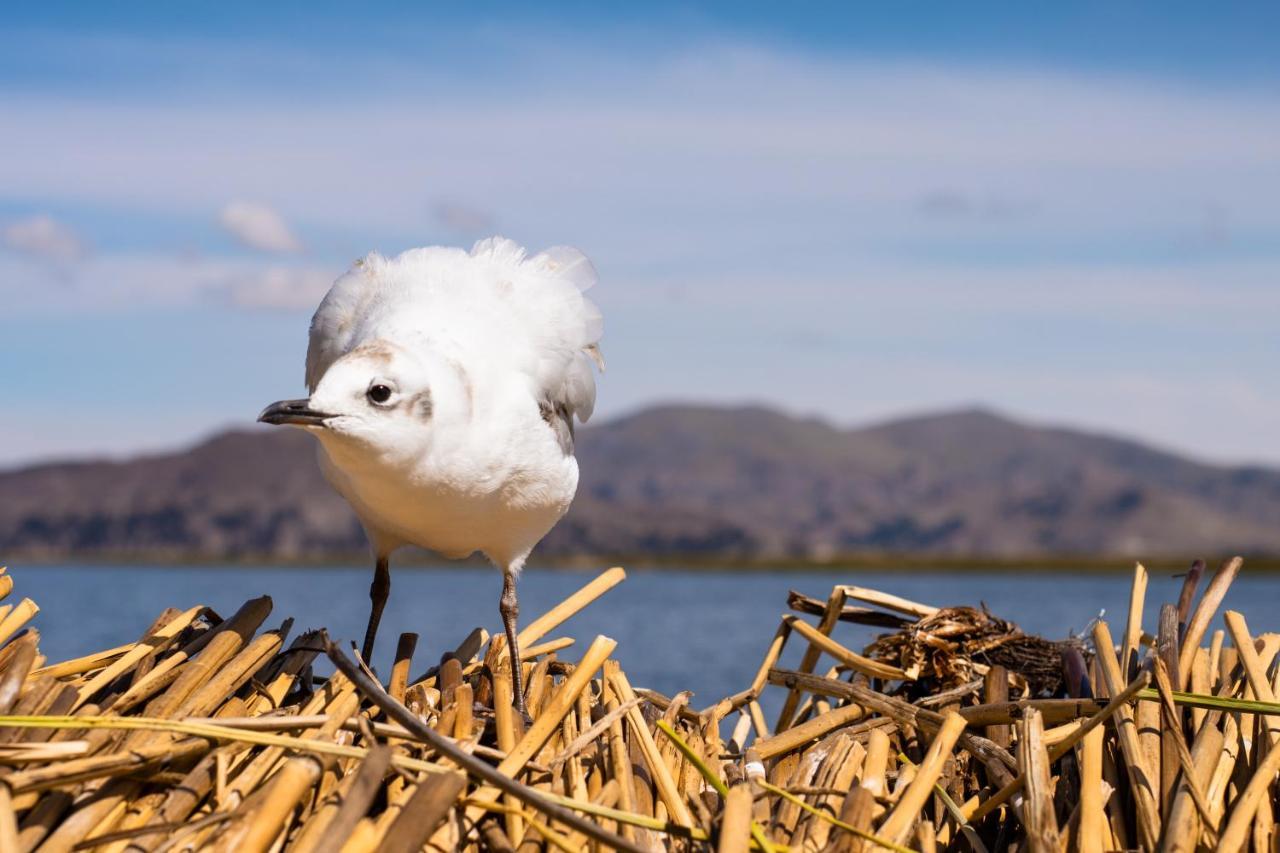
[218,201,303,253]
[0,250,337,312]
[0,35,1278,464]
[2,214,88,263]
[224,265,334,310]
[914,190,1038,222]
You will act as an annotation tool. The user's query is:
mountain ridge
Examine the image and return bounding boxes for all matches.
[2,404,1277,560]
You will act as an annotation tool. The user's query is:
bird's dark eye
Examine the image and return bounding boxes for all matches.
[367,384,393,405]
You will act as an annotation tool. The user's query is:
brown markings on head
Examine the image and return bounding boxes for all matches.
[348,340,398,365]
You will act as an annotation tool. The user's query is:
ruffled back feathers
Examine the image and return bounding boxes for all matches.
[306,237,603,422]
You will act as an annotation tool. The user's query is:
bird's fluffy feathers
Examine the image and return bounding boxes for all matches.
[306,237,603,422]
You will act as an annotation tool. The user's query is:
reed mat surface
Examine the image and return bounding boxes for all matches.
[0,557,1273,851]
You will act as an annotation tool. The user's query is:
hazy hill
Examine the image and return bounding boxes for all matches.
[2,405,1277,561]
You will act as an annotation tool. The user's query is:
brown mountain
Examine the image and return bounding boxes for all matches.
[2,405,1277,561]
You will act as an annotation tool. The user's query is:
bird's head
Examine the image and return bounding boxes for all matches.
[259,339,464,464]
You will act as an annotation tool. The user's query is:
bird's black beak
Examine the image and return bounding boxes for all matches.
[258,398,334,427]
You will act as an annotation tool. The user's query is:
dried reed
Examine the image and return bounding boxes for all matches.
[0,556,1271,851]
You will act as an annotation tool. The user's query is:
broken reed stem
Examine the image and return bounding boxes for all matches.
[514,567,626,651]
[836,586,938,619]
[1122,562,1149,680]
[718,785,754,853]
[752,703,864,760]
[32,643,133,679]
[1179,556,1242,686]
[1076,724,1105,853]
[1018,708,1061,851]
[1091,620,1163,850]
[0,598,39,647]
[781,615,909,680]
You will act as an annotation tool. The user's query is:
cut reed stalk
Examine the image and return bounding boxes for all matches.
[717,784,753,853]
[1122,562,1149,680]
[837,586,938,619]
[1018,708,1061,852]
[0,599,39,647]
[752,704,864,761]
[781,615,909,681]
[1179,556,1242,686]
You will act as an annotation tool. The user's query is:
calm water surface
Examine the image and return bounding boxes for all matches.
[10,564,1278,718]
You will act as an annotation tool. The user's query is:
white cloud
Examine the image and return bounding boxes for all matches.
[0,250,337,312]
[218,201,303,253]
[225,265,335,309]
[2,214,88,262]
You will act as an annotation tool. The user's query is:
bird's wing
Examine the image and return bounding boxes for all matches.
[306,238,604,421]
[466,237,604,422]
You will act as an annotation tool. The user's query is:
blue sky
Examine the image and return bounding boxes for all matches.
[2,2,1279,465]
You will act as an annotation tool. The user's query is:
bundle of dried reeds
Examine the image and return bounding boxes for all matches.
[0,557,1273,851]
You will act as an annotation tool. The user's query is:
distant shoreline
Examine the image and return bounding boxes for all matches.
[6,551,1276,574]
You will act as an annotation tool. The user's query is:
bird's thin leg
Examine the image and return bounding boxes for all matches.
[362,556,390,665]
[500,570,528,715]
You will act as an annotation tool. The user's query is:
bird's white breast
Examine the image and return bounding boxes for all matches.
[314,407,579,570]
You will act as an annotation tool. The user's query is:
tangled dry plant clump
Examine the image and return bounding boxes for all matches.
[862,605,1079,697]
[0,556,1272,851]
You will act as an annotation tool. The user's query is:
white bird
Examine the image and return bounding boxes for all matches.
[259,237,603,713]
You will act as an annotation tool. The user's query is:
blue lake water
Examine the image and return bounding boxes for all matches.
[7,564,1277,719]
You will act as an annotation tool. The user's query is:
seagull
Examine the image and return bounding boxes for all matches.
[258,238,603,713]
